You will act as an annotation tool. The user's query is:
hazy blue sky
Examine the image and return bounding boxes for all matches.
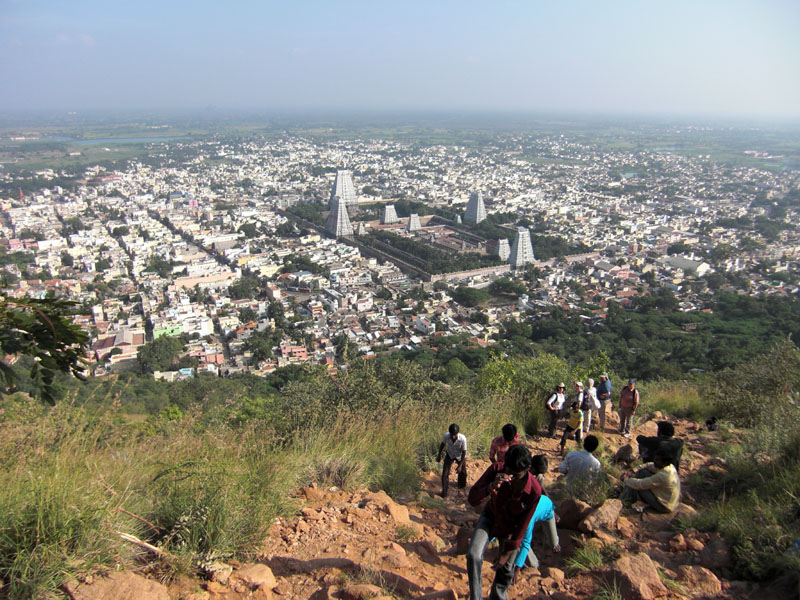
[1,0,799,117]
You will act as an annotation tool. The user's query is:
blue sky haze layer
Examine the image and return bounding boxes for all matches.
[1,0,798,118]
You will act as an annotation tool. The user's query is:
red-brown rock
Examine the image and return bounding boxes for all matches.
[415,590,457,600]
[63,572,170,600]
[607,552,668,600]
[668,533,687,552]
[557,498,592,530]
[675,565,722,597]
[614,444,635,463]
[580,499,623,533]
[237,563,277,590]
[341,583,383,599]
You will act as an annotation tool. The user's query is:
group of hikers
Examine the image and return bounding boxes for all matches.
[436,377,684,600]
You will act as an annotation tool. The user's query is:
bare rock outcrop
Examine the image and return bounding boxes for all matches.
[63,572,170,600]
[606,552,668,600]
[675,565,722,597]
[579,499,623,533]
[557,498,592,530]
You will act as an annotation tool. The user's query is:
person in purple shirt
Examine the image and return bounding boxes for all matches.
[467,444,542,600]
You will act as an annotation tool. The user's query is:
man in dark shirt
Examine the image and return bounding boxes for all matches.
[596,373,613,432]
[466,444,542,600]
[636,421,684,472]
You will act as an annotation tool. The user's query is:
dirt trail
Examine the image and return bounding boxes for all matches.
[68,414,784,600]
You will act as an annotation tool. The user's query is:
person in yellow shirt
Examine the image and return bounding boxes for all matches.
[559,401,584,456]
[621,448,680,513]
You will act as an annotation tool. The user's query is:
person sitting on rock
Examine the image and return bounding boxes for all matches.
[558,434,601,488]
[621,447,681,514]
[636,421,684,472]
[559,401,584,455]
[436,423,467,498]
[467,444,542,600]
[513,494,561,581]
[490,423,522,464]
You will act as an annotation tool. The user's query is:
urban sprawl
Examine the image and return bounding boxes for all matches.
[1,131,798,381]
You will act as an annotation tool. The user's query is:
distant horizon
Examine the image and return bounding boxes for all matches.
[2,1,798,119]
[2,107,800,129]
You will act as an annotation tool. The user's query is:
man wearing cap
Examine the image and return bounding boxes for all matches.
[597,373,613,432]
[618,379,640,438]
[546,383,567,438]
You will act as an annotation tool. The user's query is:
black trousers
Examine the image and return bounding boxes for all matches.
[442,455,464,496]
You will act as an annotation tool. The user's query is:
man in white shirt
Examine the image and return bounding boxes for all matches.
[584,378,599,434]
[437,423,467,497]
[546,383,567,438]
[558,435,601,488]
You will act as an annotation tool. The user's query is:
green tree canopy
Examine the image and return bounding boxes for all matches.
[137,335,185,374]
[0,296,89,404]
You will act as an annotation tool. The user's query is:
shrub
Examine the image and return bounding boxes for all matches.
[636,380,712,421]
[713,339,800,427]
[565,546,603,574]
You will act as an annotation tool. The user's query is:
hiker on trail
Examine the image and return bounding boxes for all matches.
[558,434,601,488]
[490,423,522,464]
[574,381,587,433]
[596,373,613,432]
[618,378,640,438]
[546,383,567,437]
[467,444,542,600]
[560,400,584,455]
[437,423,467,498]
[513,494,561,582]
[531,454,549,495]
[637,421,684,472]
[621,447,681,514]
[584,378,599,434]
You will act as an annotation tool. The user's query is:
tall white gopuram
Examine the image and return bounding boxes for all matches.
[329,170,358,209]
[509,227,534,268]
[406,213,422,232]
[496,238,511,262]
[326,197,354,238]
[464,191,487,224]
[381,204,399,224]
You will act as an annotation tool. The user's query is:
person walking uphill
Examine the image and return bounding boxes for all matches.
[467,444,542,600]
[437,423,467,498]
[490,423,521,464]
[546,383,567,437]
[618,379,640,438]
[597,373,613,432]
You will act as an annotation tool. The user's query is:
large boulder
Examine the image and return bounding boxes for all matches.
[362,490,413,526]
[607,553,668,600]
[62,572,170,600]
[237,563,277,591]
[614,444,635,464]
[557,498,592,530]
[580,499,623,533]
[634,420,659,437]
[675,565,722,597]
[341,583,383,600]
[668,533,687,553]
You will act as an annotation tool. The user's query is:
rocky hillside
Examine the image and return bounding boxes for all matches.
[60,414,795,600]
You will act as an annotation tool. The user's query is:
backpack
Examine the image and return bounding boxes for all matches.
[579,391,590,411]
